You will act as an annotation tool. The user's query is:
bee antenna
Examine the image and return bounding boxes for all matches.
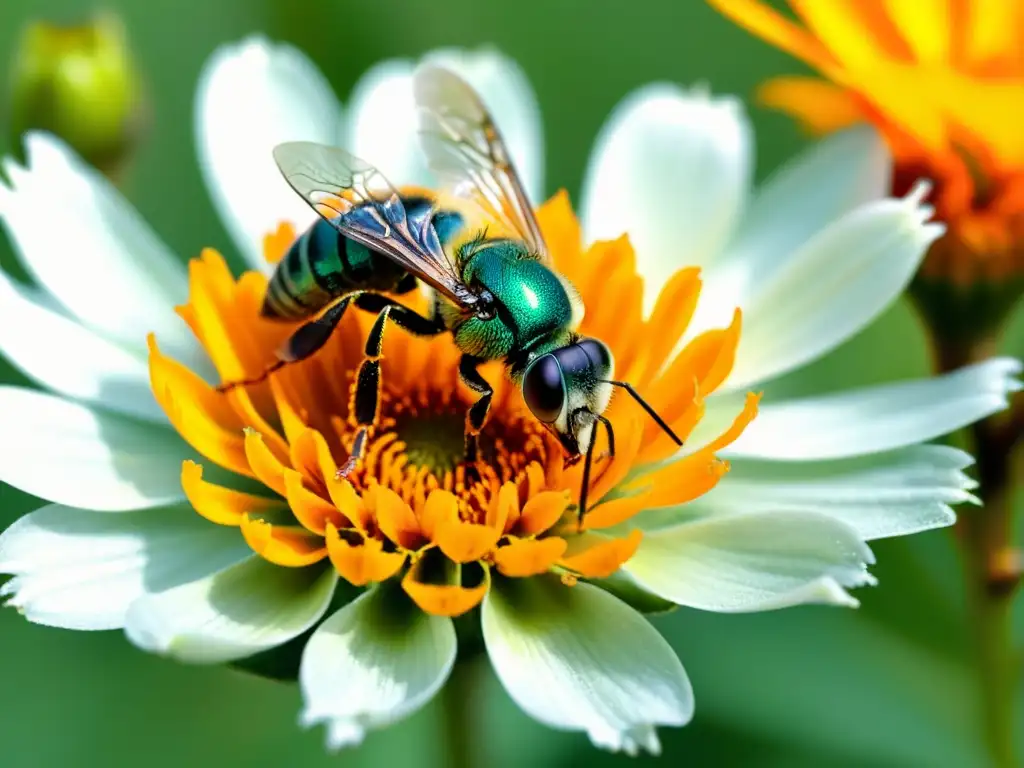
[601,380,683,446]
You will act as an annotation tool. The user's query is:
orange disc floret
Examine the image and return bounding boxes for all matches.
[147,191,758,616]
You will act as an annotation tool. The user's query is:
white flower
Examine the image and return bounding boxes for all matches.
[0,36,1018,757]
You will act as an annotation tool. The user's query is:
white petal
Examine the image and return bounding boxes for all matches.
[0,386,190,510]
[720,182,943,390]
[0,503,249,630]
[580,84,752,309]
[482,575,692,755]
[0,133,196,359]
[726,358,1022,461]
[346,60,429,187]
[639,445,974,541]
[125,557,336,664]
[300,583,456,749]
[0,268,163,422]
[717,126,891,286]
[625,512,876,612]
[348,48,544,198]
[195,36,341,269]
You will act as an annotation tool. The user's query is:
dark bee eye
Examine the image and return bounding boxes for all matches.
[523,354,565,424]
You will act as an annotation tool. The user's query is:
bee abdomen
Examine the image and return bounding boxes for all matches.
[261,198,465,321]
[261,217,405,320]
[261,218,347,319]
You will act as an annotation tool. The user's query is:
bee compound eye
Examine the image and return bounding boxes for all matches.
[577,338,613,375]
[523,354,565,424]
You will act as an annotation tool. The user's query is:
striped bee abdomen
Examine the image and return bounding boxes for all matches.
[261,197,466,320]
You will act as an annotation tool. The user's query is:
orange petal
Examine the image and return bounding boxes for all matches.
[325,524,405,586]
[263,221,297,264]
[289,427,330,487]
[272,377,310,447]
[494,537,567,577]
[881,0,950,63]
[514,491,571,537]
[627,394,755,508]
[560,530,643,579]
[374,485,426,550]
[185,250,255,382]
[240,514,327,567]
[647,309,742,421]
[635,386,706,467]
[707,0,837,72]
[586,413,644,507]
[435,519,502,563]
[580,496,647,531]
[327,477,373,533]
[535,189,582,280]
[486,482,515,531]
[789,0,910,69]
[224,386,291,464]
[963,0,1021,67]
[402,571,488,617]
[243,428,287,496]
[283,468,346,535]
[493,482,520,534]
[635,453,730,510]
[696,308,742,395]
[174,302,203,346]
[704,391,761,453]
[148,335,250,477]
[419,490,459,540]
[758,77,865,134]
[518,462,549,505]
[181,460,281,526]
[634,267,702,386]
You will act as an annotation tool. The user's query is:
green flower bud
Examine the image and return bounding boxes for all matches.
[9,11,143,177]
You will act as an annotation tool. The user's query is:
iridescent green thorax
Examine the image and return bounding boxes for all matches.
[446,240,575,361]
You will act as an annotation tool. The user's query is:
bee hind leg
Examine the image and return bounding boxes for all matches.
[336,297,446,478]
[215,294,357,393]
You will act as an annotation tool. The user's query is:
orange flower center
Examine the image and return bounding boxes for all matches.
[148,191,757,616]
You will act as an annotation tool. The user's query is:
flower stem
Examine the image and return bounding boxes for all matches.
[440,658,481,768]
[935,338,1021,768]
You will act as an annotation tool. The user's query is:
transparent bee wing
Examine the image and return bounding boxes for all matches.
[272,141,480,308]
[413,64,549,263]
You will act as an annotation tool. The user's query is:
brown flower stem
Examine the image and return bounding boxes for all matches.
[935,337,1022,768]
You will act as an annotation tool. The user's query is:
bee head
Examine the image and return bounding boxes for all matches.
[521,338,614,456]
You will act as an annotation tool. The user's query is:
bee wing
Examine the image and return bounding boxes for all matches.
[272,141,481,309]
[413,64,549,262]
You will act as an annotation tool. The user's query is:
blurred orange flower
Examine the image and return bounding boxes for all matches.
[710,0,1024,289]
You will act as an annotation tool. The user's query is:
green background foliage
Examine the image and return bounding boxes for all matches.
[0,1,1021,766]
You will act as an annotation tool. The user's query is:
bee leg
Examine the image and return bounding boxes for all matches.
[577,415,614,529]
[337,299,446,478]
[458,355,493,474]
[215,294,357,392]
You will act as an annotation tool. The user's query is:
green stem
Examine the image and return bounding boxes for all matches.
[936,339,1022,768]
[440,658,481,768]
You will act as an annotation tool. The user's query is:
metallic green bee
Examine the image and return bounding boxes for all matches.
[220,64,681,520]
